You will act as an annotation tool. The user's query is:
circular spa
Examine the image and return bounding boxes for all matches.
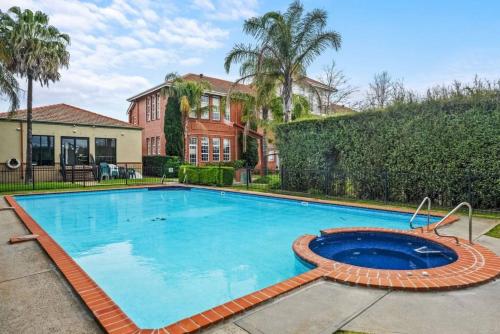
[309,231,458,270]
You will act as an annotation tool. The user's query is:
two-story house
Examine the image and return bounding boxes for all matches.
[126,73,263,166]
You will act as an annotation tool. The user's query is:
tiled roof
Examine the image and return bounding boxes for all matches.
[0,103,141,129]
[181,73,255,95]
[127,73,255,101]
[302,77,333,91]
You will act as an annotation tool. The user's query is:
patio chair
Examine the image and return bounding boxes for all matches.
[99,162,110,181]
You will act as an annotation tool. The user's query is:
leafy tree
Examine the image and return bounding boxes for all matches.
[270,94,312,121]
[162,73,211,163]
[239,133,259,168]
[164,95,183,158]
[224,0,341,122]
[0,7,69,181]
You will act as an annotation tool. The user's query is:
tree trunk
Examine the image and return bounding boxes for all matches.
[25,75,33,183]
[282,75,293,122]
[183,114,188,163]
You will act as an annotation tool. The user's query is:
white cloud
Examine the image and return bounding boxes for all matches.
[191,0,258,21]
[180,57,204,66]
[0,0,231,119]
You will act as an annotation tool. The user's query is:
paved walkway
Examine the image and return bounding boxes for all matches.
[1,195,498,334]
[0,197,103,334]
[207,216,500,334]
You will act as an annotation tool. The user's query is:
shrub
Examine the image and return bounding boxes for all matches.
[275,92,500,209]
[179,165,234,186]
[143,156,181,177]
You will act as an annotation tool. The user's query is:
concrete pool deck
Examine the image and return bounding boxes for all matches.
[0,194,498,334]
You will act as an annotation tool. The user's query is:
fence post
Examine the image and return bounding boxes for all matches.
[466,169,473,205]
[280,166,285,191]
[32,165,35,190]
[125,163,128,185]
[71,164,75,183]
[382,170,389,204]
[245,164,250,190]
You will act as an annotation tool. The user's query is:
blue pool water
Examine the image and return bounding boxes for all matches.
[15,188,438,328]
[310,231,457,270]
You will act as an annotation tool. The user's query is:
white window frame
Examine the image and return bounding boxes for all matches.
[146,138,151,155]
[146,96,151,121]
[189,137,198,165]
[223,138,231,162]
[156,93,161,119]
[200,95,209,119]
[212,137,220,161]
[201,136,209,162]
[268,150,275,162]
[212,96,220,121]
[156,136,161,155]
[224,105,231,122]
[152,136,156,155]
[151,94,156,121]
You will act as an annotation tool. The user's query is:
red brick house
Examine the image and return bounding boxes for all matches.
[126,73,264,167]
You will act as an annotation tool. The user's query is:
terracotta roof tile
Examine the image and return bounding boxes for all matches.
[181,73,255,95]
[0,103,141,129]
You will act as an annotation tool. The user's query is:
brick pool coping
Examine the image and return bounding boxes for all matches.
[3,186,471,333]
[293,227,500,291]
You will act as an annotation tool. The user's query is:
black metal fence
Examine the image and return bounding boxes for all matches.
[0,163,177,193]
[239,167,499,217]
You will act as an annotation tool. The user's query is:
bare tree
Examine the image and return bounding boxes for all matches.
[318,60,357,113]
[366,71,393,108]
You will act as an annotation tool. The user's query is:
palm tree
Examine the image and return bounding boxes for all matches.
[162,73,211,162]
[224,1,341,122]
[0,63,20,112]
[0,7,70,182]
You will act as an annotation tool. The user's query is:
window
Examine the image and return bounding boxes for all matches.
[95,138,116,164]
[146,96,151,121]
[268,150,275,162]
[189,137,198,164]
[32,135,54,165]
[212,137,220,161]
[152,136,156,155]
[201,136,209,162]
[212,96,220,121]
[189,105,197,118]
[146,138,151,155]
[151,94,156,120]
[201,95,209,119]
[61,137,89,165]
[224,104,231,122]
[223,138,231,161]
[156,136,161,155]
[156,93,161,119]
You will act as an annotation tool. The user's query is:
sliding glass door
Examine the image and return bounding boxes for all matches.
[61,137,89,165]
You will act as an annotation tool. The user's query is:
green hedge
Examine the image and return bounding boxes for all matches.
[142,156,181,177]
[275,93,500,209]
[178,165,234,186]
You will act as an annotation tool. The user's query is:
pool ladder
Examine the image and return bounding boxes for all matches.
[409,197,431,231]
[434,202,473,245]
[410,198,473,245]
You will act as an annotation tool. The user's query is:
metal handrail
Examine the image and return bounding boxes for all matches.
[409,197,431,231]
[434,202,473,244]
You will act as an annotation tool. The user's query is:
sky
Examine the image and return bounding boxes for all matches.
[0,0,499,120]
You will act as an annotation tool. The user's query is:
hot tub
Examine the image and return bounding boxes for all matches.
[309,231,458,270]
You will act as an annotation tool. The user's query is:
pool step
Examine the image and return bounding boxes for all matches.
[414,246,441,254]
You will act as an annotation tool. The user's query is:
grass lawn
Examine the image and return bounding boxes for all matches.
[485,224,500,238]
[0,177,178,195]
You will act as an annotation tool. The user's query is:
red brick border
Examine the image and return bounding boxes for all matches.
[293,227,500,291]
[1,187,473,333]
[4,194,327,333]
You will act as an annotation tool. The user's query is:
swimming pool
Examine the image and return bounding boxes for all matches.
[15,187,438,328]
